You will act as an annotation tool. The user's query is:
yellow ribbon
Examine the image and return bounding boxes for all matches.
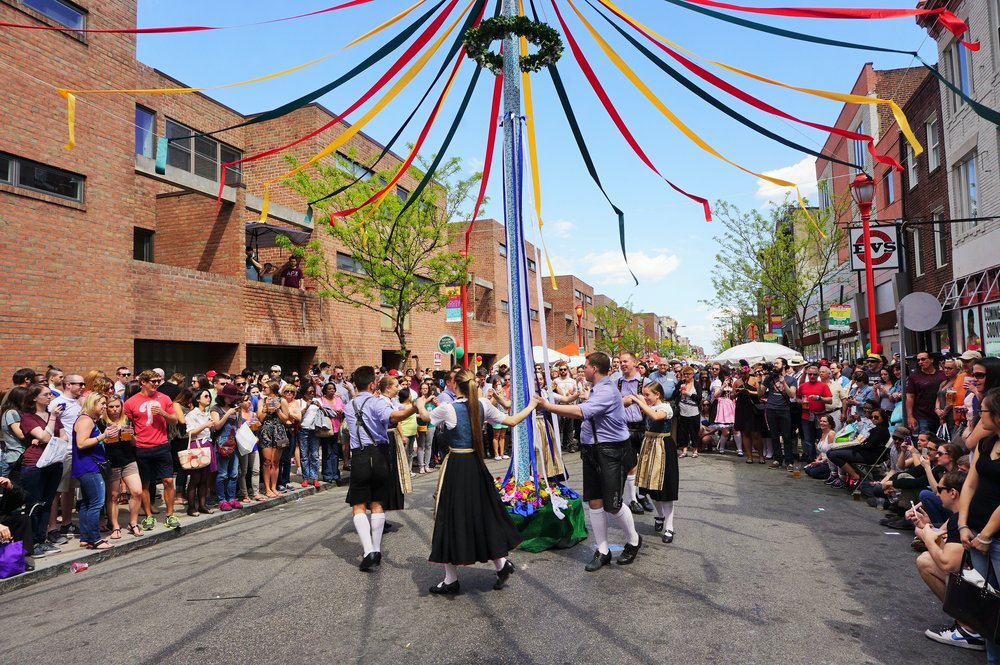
[54,0,426,150]
[565,0,821,234]
[260,0,474,221]
[519,0,557,289]
[595,0,921,156]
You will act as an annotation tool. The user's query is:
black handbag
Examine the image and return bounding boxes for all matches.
[943,549,1000,643]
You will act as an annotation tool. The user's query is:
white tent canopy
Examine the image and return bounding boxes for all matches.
[713,341,800,364]
[494,346,569,369]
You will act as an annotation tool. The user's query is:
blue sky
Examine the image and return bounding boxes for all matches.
[137,0,939,352]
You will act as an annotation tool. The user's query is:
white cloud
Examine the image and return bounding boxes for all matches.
[545,252,576,276]
[754,156,818,207]
[582,250,680,285]
[465,156,484,174]
[547,219,574,239]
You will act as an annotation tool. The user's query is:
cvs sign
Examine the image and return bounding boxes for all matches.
[849,226,899,270]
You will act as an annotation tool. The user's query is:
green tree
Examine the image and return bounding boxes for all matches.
[592,299,644,356]
[279,151,481,368]
[706,195,847,352]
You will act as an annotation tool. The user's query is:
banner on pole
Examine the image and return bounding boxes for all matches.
[829,303,852,331]
[445,285,462,323]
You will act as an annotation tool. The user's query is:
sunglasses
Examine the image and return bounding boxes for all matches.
[66,381,85,386]
[147,379,163,385]
[937,486,957,494]
[235,382,246,387]
[973,371,988,379]
[118,372,131,377]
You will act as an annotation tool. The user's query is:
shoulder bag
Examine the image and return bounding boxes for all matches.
[943,549,1000,643]
[217,417,238,459]
[36,436,70,468]
[178,435,212,470]
[236,422,257,456]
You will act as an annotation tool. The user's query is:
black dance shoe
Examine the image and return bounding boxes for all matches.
[617,535,643,565]
[662,530,674,544]
[359,552,378,571]
[585,550,612,572]
[429,581,461,595]
[373,551,382,566]
[628,500,644,515]
[653,517,665,533]
[639,496,654,512]
[493,560,515,590]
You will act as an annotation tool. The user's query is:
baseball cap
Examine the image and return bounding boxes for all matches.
[960,350,983,361]
[388,369,399,376]
[891,425,911,440]
[270,364,282,372]
[789,355,806,366]
[206,370,217,378]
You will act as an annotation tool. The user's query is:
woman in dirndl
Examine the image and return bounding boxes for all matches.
[633,381,678,544]
[414,368,538,596]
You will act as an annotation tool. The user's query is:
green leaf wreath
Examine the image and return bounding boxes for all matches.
[463,16,563,75]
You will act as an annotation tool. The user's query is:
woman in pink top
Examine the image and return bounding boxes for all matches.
[319,382,345,485]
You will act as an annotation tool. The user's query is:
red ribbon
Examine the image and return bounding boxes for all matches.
[0,0,375,33]
[604,3,902,172]
[550,0,711,221]
[675,0,979,50]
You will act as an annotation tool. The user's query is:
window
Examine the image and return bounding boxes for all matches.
[905,143,918,189]
[19,0,85,29]
[949,40,973,110]
[498,243,507,257]
[529,308,539,321]
[336,153,375,181]
[336,252,366,275]
[884,170,895,205]
[926,118,940,172]
[396,186,409,202]
[851,121,866,173]
[584,294,592,305]
[135,107,155,158]
[574,289,583,300]
[955,155,978,232]
[933,210,947,268]
[133,227,154,262]
[500,300,509,314]
[527,258,536,272]
[1,152,85,202]
[910,227,923,276]
[165,119,241,184]
[818,180,832,210]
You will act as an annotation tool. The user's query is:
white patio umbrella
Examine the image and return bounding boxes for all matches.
[713,341,800,364]
[494,346,569,369]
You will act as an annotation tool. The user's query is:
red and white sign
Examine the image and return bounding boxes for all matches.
[433,352,443,367]
[850,226,899,270]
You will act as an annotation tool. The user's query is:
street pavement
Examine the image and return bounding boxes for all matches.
[2,453,981,665]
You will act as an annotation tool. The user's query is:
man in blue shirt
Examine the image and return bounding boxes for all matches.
[648,361,677,399]
[344,366,417,571]
[539,352,642,572]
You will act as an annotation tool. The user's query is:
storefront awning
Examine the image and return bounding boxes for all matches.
[938,266,1000,311]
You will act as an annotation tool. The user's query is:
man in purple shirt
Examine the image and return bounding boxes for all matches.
[540,352,642,572]
[344,366,417,572]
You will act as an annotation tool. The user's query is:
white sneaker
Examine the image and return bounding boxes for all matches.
[924,623,985,650]
[494,455,502,460]
[502,454,510,459]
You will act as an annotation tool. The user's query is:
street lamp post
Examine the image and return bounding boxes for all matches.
[850,172,880,355]
[575,304,584,354]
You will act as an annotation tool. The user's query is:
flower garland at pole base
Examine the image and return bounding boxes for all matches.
[463,15,563,75]
[495,477,588,552]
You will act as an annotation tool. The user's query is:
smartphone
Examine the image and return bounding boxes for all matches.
[921,447,928,456]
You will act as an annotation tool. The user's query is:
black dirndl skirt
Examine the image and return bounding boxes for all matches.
[734,395,756,432]
[648,434,679,502]
[429,450,522,565]
[380,443,405,511]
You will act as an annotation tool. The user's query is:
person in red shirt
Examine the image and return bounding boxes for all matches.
[277,256,305,291]
[124,370,180,530]
[797,364,832,467]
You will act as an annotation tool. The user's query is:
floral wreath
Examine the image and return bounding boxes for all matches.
[463,16,563,76]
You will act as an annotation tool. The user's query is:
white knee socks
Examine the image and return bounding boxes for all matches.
[659,501,675,532]
[613,505,640,546]
[624,474,637,505]
[588,506,610,554]
[443,563,459,584]
[652,500,665,519]
[353,513,374,555]
[493,556,507,572]
[370,512,385,552]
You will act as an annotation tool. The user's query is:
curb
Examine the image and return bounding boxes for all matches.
[0,481,342,596]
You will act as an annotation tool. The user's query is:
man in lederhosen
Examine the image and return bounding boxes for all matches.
[618,352,654,514]
[344,366,417,571]
[539,352,642,572]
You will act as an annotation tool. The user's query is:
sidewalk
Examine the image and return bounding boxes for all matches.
[0,479,342,596]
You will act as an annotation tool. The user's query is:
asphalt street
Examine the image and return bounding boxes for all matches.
[2,453,980,665]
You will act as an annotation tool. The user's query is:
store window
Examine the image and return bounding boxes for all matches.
[19,0,85,29]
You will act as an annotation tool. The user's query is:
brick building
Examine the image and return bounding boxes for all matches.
[899,71,954,352]
[542,276,595,355]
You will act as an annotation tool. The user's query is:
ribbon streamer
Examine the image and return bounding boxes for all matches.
[1,0,377,33]
[551,1,714,222]
[589,0,906,170]
[308,0,491,212]
[566,0,863,175]
[555,0,821,234]
[258,0,476,220]
[463,74,505,255]
[673,0,978,50]
[659,0,1000,130]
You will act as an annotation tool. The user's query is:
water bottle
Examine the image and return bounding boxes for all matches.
[70,562,89,573]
